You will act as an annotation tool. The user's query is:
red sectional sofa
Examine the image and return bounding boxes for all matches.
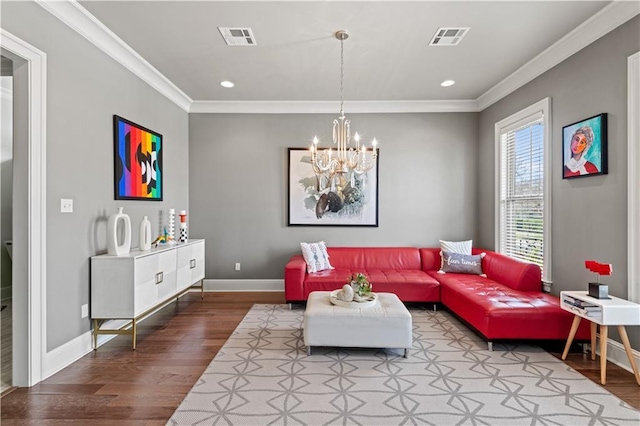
[284,246,590,346]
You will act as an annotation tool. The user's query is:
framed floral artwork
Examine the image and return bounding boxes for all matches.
[287,148,379,226]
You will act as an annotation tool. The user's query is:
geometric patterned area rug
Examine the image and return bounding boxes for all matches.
[168,304,640,425]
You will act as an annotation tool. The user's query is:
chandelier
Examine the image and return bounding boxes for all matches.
[310,30,378,192]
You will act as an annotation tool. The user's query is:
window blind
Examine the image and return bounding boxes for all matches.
[500,118,544,269]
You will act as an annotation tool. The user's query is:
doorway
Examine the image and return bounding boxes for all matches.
[0,28,46,388]
[0,54,14,393]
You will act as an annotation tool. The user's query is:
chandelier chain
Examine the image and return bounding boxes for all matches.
[340,36,344,114]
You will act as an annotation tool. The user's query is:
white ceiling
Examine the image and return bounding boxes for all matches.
[71,1,627,109]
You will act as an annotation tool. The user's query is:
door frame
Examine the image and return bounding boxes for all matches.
[629,51,640,304]
[0,28,46,387]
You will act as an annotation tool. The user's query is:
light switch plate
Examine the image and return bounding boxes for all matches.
[61,198,73,213]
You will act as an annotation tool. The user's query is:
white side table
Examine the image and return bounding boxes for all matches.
[560,290,640,385]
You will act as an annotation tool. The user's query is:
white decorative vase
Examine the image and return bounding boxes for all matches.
[107,207,131,256]
[168,208,176,240]
[139,216,152,251]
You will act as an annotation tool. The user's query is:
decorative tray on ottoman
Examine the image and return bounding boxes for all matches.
[329,290,378,309]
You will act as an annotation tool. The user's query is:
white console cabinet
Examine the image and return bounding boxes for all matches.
[91,239,205,349]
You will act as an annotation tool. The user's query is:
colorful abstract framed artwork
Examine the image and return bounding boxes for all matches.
[287,148,379,227]
[113,115,163,200]
[562,113,608,179]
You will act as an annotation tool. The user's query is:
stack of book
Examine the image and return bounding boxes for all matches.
[561,294,602,317]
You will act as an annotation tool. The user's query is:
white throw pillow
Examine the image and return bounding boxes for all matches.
[439,239,472,255]
[438,239,473,273]
[300,241,334,274]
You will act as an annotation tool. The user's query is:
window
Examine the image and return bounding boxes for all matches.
[495,98,551,282]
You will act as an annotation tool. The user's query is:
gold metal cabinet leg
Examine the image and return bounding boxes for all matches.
[93,319,99,350]
[132,318,137,350]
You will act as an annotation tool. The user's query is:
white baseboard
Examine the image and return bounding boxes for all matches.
[594,334,640,375]
[43,319,128,379]
[43,330,92,379]
[42,288,215,379]
[203,279,284,292]
[43,285,208,380]
[40,280,280,380]
[42,280,280,380]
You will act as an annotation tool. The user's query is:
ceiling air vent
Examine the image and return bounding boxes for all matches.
[429,27,470,46]
[218,27,257,46]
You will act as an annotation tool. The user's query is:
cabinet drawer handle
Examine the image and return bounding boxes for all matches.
[155,272,163,284]
[190,259,196,269]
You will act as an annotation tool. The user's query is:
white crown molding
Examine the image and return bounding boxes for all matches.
[190,99,479,114]
[36,0,637,114]
[477,1,640,111]
[35,0,192,112]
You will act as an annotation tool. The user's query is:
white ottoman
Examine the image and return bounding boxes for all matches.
[303,291,413,357]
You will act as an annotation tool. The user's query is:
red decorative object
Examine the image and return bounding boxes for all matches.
[585,260,613,280]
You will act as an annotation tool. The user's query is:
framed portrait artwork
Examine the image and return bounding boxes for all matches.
[562,113,608,179]
[287,147,379,226]
[113,115,163,200]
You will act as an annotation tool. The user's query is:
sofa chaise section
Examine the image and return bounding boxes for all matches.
[420,248,590,345]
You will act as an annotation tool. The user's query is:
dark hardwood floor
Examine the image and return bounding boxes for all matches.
[1,292,638,424]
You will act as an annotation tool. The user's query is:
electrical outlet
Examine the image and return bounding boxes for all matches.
[235,262,241,271]
[61,198,73,213]
[81,304,88,318]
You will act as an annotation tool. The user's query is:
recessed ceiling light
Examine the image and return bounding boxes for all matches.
[441,80,455,87]
[220,80,235,88]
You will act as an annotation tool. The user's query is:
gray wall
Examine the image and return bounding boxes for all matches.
[1,2,190,351]
[478,17,640,348]
[189,112,479,279]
